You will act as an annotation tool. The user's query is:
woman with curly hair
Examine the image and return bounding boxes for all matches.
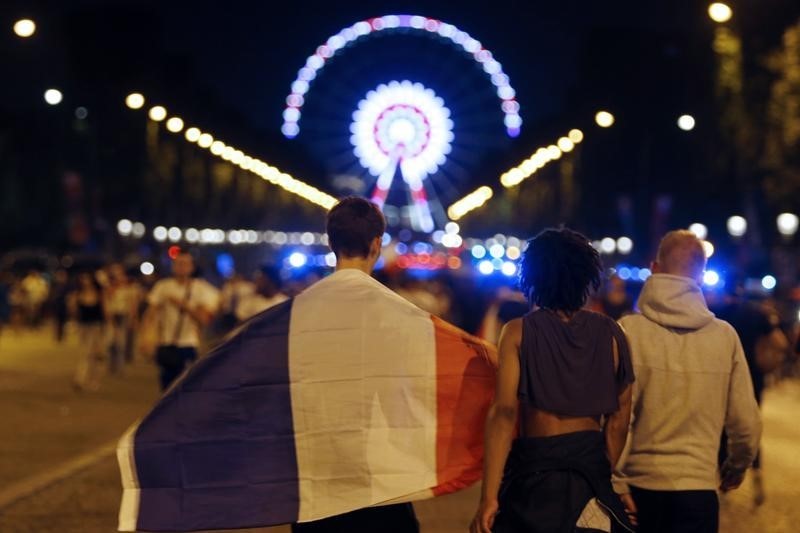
[471,227,636,533]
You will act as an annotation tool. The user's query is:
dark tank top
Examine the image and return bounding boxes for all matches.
[518,309,634,417]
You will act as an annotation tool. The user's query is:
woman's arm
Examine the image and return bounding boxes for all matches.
[605,338,632,468]
[471,318,522,533]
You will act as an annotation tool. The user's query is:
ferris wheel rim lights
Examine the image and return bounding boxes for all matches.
[282,14,522,139]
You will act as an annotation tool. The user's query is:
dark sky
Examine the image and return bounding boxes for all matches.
[3,0,800,245]
[8,0,799,161]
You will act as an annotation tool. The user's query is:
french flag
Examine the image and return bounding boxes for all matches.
[118,269,497,531]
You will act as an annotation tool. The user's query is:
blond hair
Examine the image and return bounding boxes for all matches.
[656,230,707,279]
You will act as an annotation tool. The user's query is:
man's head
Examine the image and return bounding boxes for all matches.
[109,262,127,283]
[172,251,195,280]
[652,230,707,282]
[326,197,385,270]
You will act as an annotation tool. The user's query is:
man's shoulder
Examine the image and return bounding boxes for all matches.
[193,278,220,299]
[151,278,174,291]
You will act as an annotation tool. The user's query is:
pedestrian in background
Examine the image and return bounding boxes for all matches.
[0,271,12,337]
[105,263,142,374]
[234,265,287,322]
[219,272,255,330]
[21,269,48,328]
[714,290,789,506]
[139,252,219,390]
[71,271,106,392]
[614,230,762,533]
[49,269,71,343]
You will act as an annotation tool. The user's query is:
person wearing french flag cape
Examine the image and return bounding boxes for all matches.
[117,197,497,532]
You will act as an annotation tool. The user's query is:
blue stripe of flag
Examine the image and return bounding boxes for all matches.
[133,299,299,531]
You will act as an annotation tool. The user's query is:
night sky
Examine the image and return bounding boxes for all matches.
[3,0,800,250]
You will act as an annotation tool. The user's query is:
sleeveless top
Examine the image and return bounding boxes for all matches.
[518,309,634,417]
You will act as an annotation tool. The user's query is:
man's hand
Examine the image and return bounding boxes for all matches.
[619,493,638,527]
[470,499,499,533]
[720,467,746,492]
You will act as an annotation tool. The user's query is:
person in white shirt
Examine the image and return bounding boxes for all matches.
[234,265,288,322]
[141,252,220,390]
[614,230,761,532]
[219,273,256,329]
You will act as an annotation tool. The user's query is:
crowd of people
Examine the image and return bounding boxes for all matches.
[0,256,296,392]
[4,199,800,533]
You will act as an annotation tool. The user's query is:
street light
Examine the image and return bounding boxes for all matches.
[616,236,634,255]
[689,223,708,240]
[568,128,584,143]
[148,106,166,121]
[727,215,747,237]
[677,114,696,131]
[702,240,715,258]
[44,89,62,105]
[595,111,615,128]
[13,19,36,38]
[125,93,145,109]
[209,141,225,155]
[197,133,213,148]
[557,137,575,152]
[708,2,733,23]
[185,127,201,142]
[600,237,616,254]
[777,212,799,236]
[165,117,184,133]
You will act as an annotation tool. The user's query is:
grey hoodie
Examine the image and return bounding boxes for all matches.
[613,274,761,492]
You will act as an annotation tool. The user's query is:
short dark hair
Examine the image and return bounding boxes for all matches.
[326,197,386,258]
[518,227,602,312]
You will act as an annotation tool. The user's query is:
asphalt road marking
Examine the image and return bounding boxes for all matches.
[0,440,117,509]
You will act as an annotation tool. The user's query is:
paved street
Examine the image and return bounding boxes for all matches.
[0,328,799,532]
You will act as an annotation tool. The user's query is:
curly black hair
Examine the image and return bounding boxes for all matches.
[518,227,602,312]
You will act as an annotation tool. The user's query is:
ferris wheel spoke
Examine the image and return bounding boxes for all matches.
[371,156,399,207]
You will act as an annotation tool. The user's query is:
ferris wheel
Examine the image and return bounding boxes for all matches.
[281,14,521,233]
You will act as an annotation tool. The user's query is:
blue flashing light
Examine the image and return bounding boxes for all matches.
[216,253,235,279]
[618,267,632,281]
[288,252,307,268]
[395,242,408,255]
[762,275,777,290]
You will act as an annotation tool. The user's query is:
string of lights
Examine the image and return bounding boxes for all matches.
[499,128,584,188]
[124,92,338,210]
[447,186,493,221]
[445,128,584,221]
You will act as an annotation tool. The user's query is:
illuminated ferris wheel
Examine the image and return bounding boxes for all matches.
[282,14,521,232]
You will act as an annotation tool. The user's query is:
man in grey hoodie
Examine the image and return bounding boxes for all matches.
[613,230,761,533]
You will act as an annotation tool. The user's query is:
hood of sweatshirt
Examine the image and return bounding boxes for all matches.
[636,273,715,330]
